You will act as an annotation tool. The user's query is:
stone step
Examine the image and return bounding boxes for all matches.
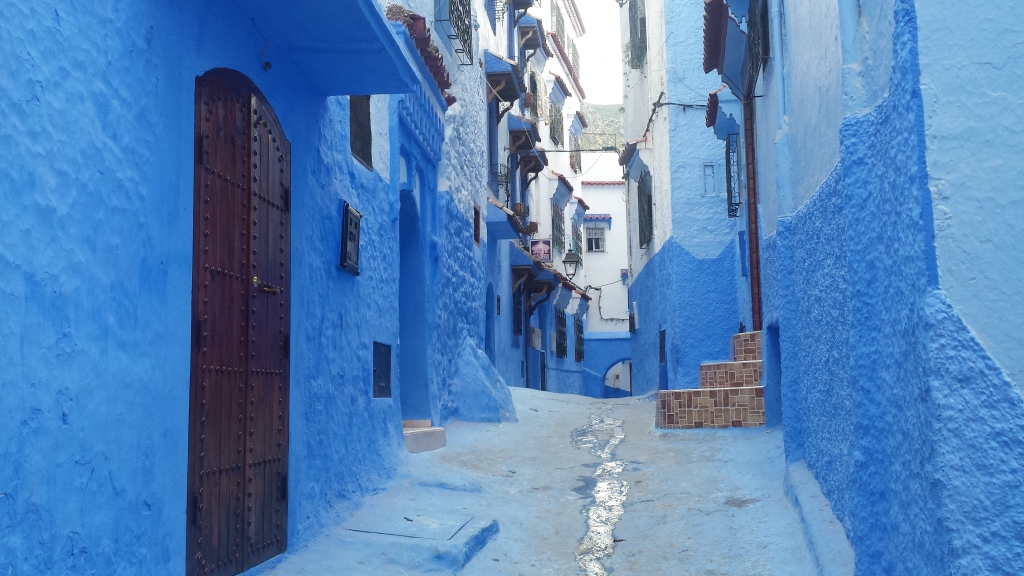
[731,331,762,362]
[656,387,765,429]
[403,425,447,453]
[700,360,762,388]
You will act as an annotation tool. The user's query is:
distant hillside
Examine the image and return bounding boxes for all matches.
[580,103,624,152]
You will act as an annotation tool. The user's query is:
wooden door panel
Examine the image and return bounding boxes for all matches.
[189,70,290,576]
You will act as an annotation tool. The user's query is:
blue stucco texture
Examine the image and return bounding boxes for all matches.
[581,333,631,399]
[759,1,1024,572]
[448,338,518,424]
[0,1,483,574]
[629,239,738,396]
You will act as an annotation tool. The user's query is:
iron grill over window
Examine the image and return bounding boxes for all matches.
[350,95,372,169]
[569,38,581,79]
[553,3,566,41]
[638,170,653,248]
[549,102,564,147]
[513,289,524,336]
[528,73,540,118]
[438,0,473,64]
[628,0,647,69]
[552,201,565,253]
[726,133,741,218]
[586,226,605,252]
[556,309,568,359]
[574,315,584,362]
[572,224,583,258]
[569,135,582,174]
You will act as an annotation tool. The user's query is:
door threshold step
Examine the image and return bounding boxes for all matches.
[404,426,446,453]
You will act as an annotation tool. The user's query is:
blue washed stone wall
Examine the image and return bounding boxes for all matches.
[0,0,470,573]
[629,239,738,396]
[581,332,631,398]
[760,1,1024,571]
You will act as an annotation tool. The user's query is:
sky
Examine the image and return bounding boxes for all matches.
[574,0,624,104]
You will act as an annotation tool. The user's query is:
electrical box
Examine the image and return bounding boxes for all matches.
[340,201,362,275]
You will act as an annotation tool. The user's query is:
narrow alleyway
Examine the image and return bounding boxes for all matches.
[250,389,816,576]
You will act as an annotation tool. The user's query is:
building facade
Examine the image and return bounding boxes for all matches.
[694,0,1024,572]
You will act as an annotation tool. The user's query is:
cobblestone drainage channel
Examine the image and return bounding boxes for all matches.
[571,407,628,576]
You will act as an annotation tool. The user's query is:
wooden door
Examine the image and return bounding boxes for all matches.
[187,68,291,576]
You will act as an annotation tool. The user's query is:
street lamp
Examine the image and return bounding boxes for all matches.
[562,249,581,280]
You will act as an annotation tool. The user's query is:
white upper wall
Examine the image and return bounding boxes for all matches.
[578,157,630,332]
[916,0,1024,386]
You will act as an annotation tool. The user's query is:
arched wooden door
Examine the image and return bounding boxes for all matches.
[187,68,291,576]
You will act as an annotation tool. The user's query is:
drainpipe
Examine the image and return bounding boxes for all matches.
[743,101,763,331]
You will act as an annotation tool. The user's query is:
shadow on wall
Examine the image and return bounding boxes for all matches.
[399,188,430,421]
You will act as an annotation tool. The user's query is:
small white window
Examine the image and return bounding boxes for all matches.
[586,226,605,252]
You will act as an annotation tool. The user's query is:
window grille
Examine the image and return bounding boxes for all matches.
[637,170,653,248]
[350,95,372,169]
[586,226,605,252]
[628,0,647,69]
[572,223,583,257]
[726,133,741,218]
[549,102,563,147]
[569,135,582,174]
[553,3,565,40]
[437,0,473,65]
[474,204,481,244]
[574,315,584,362]
[528,73,540,118]
[551,201,565,253]
[556,309,568,358]
[569,38,581,78]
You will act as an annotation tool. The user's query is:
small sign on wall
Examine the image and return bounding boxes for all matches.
[530,239,552,262]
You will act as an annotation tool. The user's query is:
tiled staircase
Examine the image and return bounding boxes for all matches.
[656,331,765,429]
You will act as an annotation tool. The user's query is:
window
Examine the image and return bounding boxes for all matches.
[659,329,666,364]
[373,342,392,398]
[350,95,372,169]
[553,2,565,40]
[551,201,565,253]
[628,0,647,69]
[637,170,653,248]
[528,73,540,118]
[569,135,582,174]
[437,0,473,64]
[473,203,481,244]
[574,315,584,362]
[586,226,605,252]
[555,309,567,359]
[513,290,524,336]
[569,38,581,78]
[726,133,741,218]
[572,223,583,256]
[549,102,564,147]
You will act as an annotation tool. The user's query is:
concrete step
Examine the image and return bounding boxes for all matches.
[700,360,763,388]
[732,331,762,361]
[656,387,765,429]
[403,425,447,453]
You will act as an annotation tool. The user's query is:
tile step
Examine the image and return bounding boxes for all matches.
[699,360,763,388]
[731,331,762,362]
[656,387,765,429]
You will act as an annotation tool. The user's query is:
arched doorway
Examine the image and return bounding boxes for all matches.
[603,360,632,398]
[187,68,291,575]
[399,188,430,421]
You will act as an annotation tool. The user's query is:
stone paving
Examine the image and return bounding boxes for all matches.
[248,389,816,575]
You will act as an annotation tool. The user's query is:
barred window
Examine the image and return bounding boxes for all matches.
[628,0,647,69]
[553,2,565,40]
[556,309,567,359]
[726,133,741,218]
[437,0,473,63]
[513,289,523,336]
[552,201,565,253]
[637,170,653,248]
[572,223,583,256]
[569,135,582,174]
[569,38,581,78]
[350,95,372,169]
[549,102,564,147]
[586,226,605,252]
[574,314,584,362]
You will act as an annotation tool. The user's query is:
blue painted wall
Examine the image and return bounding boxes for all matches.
[581,332,631,398]
[0,1,483,573]
[754,0,1024,571]
[628,239,738,396]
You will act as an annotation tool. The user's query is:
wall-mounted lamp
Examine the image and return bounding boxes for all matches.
[562,250,581,280]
